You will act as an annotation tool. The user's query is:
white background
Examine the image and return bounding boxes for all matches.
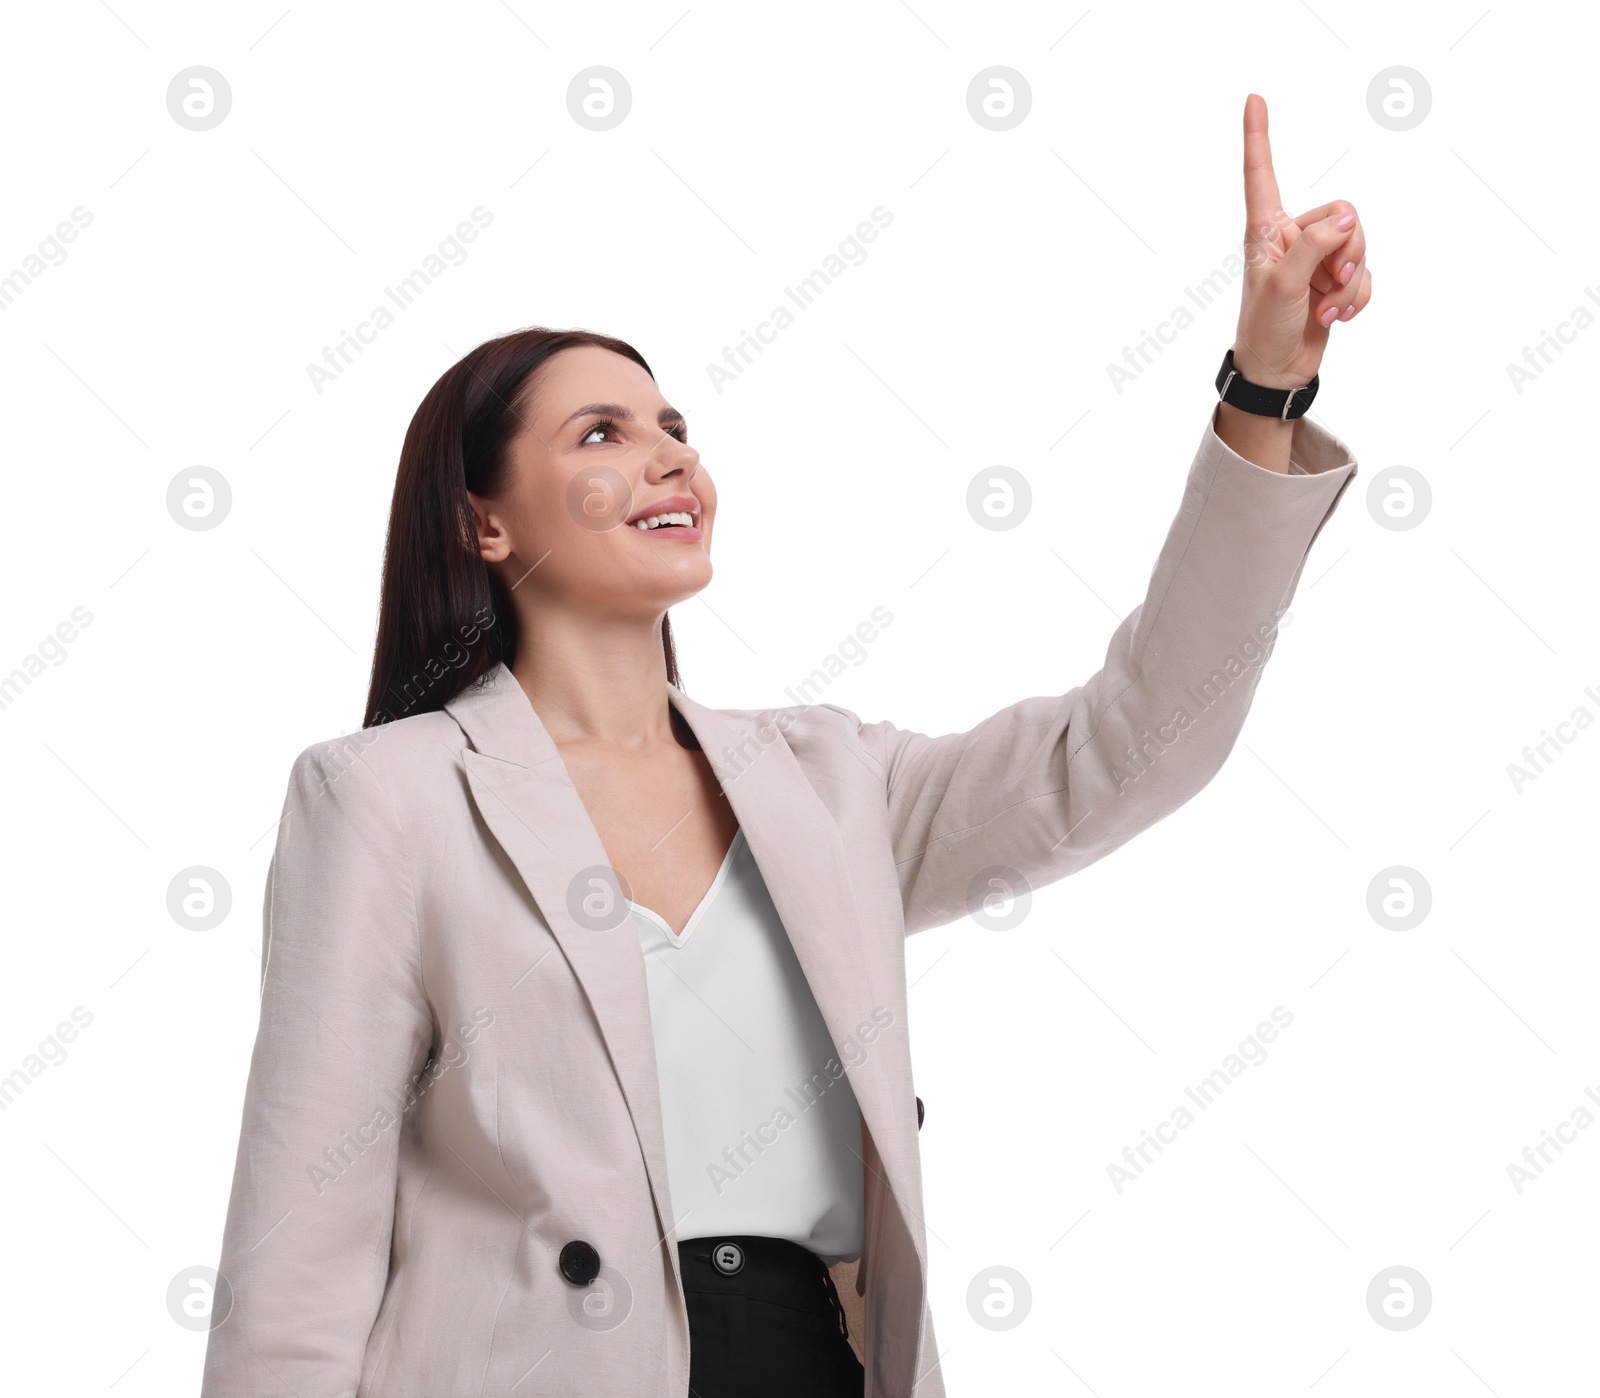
[1,1,1595,1393]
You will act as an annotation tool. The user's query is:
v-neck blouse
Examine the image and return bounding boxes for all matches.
[629,828,865,1264]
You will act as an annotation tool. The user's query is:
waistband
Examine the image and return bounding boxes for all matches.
[677,1235,848,1331]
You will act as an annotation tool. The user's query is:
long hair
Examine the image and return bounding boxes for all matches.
[362,327,683,729]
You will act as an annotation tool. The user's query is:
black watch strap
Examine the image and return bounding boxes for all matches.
[1215,348,1318,420]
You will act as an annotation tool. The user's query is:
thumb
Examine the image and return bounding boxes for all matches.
[1276,211,1353,292]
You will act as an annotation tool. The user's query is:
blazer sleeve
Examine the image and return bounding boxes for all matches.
[823,408,1359,937]
[200,740,433,1397]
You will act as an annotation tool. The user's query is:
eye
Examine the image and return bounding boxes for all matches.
[578,416,689,445]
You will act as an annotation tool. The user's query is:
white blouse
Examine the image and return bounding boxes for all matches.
[629,827,865,1264]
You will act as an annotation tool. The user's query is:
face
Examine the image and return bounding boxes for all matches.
[468,345,715,620]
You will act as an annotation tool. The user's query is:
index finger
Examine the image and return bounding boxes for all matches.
[1243,93,1284,236]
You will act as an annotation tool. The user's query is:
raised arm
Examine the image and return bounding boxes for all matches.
[201,740,433,1396]
[825,93,1371,936]
[825,407,1357,936]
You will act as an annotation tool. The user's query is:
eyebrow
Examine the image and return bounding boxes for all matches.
[560,401,686,431]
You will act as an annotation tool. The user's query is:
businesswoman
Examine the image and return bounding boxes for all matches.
[202,96,1369,1397]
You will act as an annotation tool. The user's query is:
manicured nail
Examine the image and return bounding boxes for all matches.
[1320,304,1340,327]
[1339,304,1355,320]
[1335,211,1357,230]
[1339,260,1356,284]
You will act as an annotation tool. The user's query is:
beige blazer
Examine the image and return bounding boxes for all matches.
[201,411,1357,1397]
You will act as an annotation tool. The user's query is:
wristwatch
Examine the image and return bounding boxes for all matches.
[1215,348,1318,420]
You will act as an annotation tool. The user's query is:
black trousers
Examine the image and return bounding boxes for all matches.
[678,1234,865,1398]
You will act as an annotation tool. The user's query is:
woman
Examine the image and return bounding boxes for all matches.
[201,95,1368,1397]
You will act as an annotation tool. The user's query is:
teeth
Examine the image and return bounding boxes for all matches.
[634,511,695,531]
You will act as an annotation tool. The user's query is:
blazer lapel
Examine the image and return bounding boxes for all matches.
[665,685,912,1201]
[442,663,914,1282]
[443,665,689,1299]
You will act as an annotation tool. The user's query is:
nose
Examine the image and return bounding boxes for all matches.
[646,432,700,483]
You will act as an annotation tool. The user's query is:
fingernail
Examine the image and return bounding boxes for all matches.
[1335,211,1356,230]
[1339,304,1355,320]
[1320,305,1340,327]
[1338,261,1356,284]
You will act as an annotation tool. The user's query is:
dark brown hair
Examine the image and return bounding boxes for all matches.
[362,326,684,730]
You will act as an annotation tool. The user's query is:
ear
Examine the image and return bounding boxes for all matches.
[463,490,511,564]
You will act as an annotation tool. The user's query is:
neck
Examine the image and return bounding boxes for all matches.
[509,605,675,750]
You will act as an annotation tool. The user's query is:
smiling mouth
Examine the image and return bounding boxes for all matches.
[632,510,700,534]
